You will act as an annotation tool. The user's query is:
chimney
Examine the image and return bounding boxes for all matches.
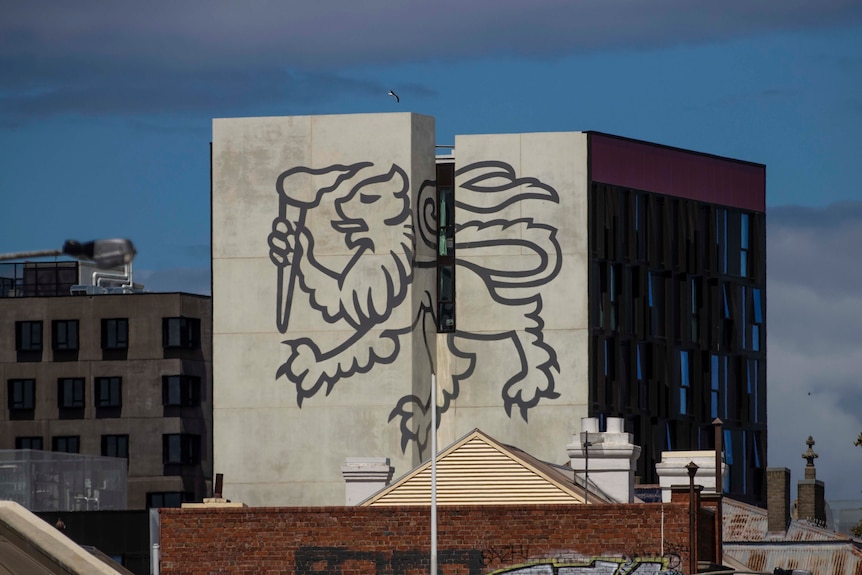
[797,436,826,525]
[341,457,394,505]
[766,467,791,532]
[567,417,641,503]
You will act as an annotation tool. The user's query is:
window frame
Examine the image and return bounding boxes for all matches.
[52,435,80,453]
[162,375,202,407]
[15,436,43,450]
[162,433,201,465]
[162,317,201,349]
[94,376,123,408]
[101,434,129,459]
[101,318,129,350]
[146,491,187,509]
[15,321,43,352]
[8,379,36,410]
[52,319,79,351]
[57,377,86,409]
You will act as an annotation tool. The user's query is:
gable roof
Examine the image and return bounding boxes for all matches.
[361,429,608,506]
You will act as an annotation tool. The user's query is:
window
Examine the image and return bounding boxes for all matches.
[52,320,79,351]
[57,378,85,408]
[679,350,690,415]
[52,436,80,453]
[436,175,456,333]
[146,491,187,509]
[101,318,129,350]
[15,436,43,450]
[8,379,35,410]
[163,317,200,349]
[162,375,201,407]
[101,435,129,459]
[740,213,750,277]
[162,434,201,464]
[15,321,43,352]
[95,377,122,407]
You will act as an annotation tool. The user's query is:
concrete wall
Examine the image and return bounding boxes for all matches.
[436,132,590,464]
[212,113,437,506]
[211,118,594,505]
[0,293,212,510]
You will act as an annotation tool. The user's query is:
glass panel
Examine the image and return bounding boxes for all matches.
[752,288,763,324]
[439,266,454,303]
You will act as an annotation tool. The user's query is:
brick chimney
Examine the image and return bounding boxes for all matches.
[766,467,791,532]
[797,436,825,525]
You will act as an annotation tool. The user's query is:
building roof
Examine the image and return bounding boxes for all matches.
[361,428,609,506]
[0,501,126,575]
[723,498,862,575]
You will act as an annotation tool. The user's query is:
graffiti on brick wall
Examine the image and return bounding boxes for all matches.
[268,160,563,454]
[294,546,682,575]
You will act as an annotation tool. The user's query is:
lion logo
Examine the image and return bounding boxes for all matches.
[268,160,562,452]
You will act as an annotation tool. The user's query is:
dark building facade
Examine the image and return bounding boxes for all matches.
[585,133,766,503]
[0,262,213,509]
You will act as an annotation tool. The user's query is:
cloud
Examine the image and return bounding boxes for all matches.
[767,202,862,500]
[2,1,862,122]
[135,267,211,296]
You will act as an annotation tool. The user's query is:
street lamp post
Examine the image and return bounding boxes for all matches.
[686,461,699,575]
[0,239,137,270]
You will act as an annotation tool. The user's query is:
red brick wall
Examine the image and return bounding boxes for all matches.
[160,503,698,574]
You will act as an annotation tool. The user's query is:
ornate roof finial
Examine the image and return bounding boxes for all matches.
[802,436,818,467]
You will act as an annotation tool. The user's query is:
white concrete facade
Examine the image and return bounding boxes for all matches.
[212,114,592,506]
[655,450,727,502]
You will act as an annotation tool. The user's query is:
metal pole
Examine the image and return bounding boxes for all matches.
[713,418,723,495]
[0,249,62,262]
[583,433,590,504]
[686,462,698,575]
[430,373,437,575]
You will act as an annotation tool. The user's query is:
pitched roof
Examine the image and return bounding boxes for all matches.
[361,429,608,506]
[723,498,862,575]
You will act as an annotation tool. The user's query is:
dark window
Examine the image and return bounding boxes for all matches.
[162,434,201,464]
[15,436,43,450]
[146,491,187,509]
[57,378,85,408]
[15,321,42,352]
[52,436,80,453]
[101,318,129,350]
[162,375,202,407]
[95,377,122,407]
[436,163,456,333]
[162,317,200,349]
[679,350,691,415]
[101,434,129,459]
[8,379,35,410]
[52,320,79,351]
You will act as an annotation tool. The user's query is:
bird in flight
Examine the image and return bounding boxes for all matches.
[388,90,400,103]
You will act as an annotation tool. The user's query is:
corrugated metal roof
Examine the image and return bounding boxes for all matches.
[724,498,853,542]
[723,498,862,575]
[724,543,862,575]
[362,429,607,506]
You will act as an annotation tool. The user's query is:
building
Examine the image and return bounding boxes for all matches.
[211,112,766,506]
[159,429,719,575]
[0,261,213,509]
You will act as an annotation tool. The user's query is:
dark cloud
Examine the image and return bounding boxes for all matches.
[2,1,861,122]
[767,202,862,500]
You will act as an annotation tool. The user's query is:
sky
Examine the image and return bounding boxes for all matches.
[2,1,862,503]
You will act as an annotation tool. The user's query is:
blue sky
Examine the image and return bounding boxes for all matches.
[2,1,862,503]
